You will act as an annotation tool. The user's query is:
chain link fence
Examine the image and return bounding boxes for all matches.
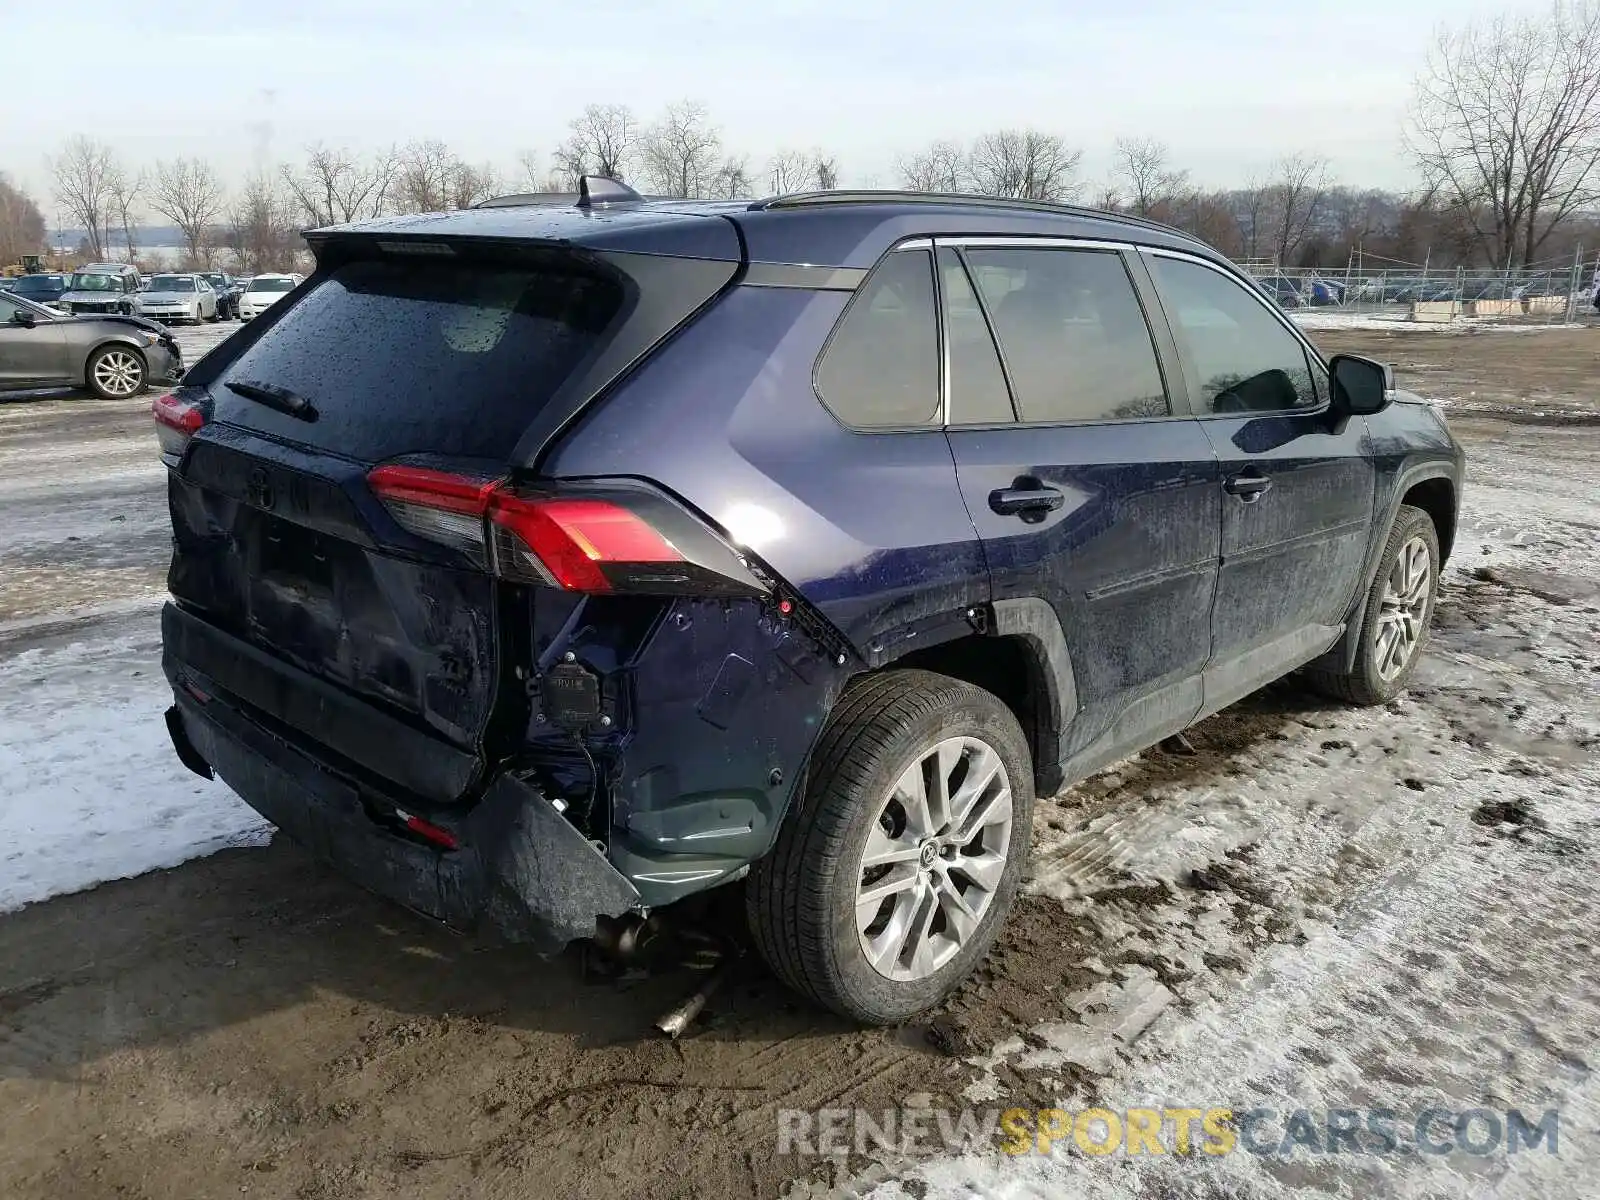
[1242,250,1596,327]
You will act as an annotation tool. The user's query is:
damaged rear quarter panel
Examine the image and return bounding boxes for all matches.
[541,286,993,899]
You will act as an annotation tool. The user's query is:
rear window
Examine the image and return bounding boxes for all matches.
[214,259,623,461]
[246,277,295,293]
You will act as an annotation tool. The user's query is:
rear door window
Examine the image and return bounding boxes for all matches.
[964,247,1170,424]
[815,249,941,429]
[213,259,622,461]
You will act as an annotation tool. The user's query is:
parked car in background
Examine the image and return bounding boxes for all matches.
[0,278,14,292]
[236,273,300,319]
[138,274,219,325]
[57,263,142,316]
[6,273,71,307]
[1305,277,1345,306]
[1389,279,1453,304]
[198,272,239,319]
[1256,274,1305,308]
[1,290,182,399]
[156,183,1465,1025]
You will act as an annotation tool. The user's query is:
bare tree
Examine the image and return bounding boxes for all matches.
[713,155,755,199]
[282,144,399,227]
[226,172,297,273]
[392,142,502,212]
[1232,178,1271,260]
[1113,138,1189,217]
[767,149,814,195]
[898,139,966,192]
[639,101,725,198]
[450,161,500,209]
[812,152,840,191]
[1089,184,1123,211]
[515,148,543,191]
[1263,153,1332,265]
[49,136,118,259]
[0,174,47,265]
[1409,0,1600,268]
[553,103,640,185]
[106,165,143,260]
[966,130,1081,201]
[150,157,227,265]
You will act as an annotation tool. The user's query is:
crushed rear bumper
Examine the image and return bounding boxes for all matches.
[164,674,641,955]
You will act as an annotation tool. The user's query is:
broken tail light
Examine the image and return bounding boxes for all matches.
[367,464,768,598]
[151,391,205,456]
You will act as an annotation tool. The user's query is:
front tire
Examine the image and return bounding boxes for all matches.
[85,345,147,400]
[747,670,1034,1024]
[1305,504,1441,705]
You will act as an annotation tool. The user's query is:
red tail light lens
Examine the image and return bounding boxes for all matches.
[488,495,683,592]
[365,465,765,598]
[152,392,205,455]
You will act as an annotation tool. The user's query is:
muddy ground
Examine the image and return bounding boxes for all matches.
[1,326,1597,1199]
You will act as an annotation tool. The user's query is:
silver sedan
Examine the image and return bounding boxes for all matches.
[137,274,219,325]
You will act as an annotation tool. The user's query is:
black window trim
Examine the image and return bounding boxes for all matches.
[941,245,1019,424]
[933,235,1184,430]
[1138,245,1332,420]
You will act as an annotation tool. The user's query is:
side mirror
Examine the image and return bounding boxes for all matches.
[10,308,37,329]
[1328,354,1393,416]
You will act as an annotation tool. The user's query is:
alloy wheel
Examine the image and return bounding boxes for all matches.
[92,351,143,398]
[855,736,1013,982]
[1374,534,1432,681]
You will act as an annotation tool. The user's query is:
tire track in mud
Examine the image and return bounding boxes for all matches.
[852,560,1600,1198]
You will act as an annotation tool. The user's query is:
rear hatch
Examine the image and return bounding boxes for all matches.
[162,222,741,804]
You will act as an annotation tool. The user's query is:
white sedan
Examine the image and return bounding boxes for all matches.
[238,274,302,320]
[137,274,218,325]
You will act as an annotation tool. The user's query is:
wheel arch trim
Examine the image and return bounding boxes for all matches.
[1312,460,1458,675]
[852,597,1077,797]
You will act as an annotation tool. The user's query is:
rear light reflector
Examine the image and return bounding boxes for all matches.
[395,809,460,851]
[365,465,766,599]
[152,392,204,455]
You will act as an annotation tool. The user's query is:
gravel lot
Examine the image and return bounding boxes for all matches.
[1,322,1596,1199]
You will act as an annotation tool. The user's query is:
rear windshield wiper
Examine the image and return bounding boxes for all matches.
[225,379,318,422]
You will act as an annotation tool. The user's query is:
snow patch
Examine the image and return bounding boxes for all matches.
[0,619,272,913]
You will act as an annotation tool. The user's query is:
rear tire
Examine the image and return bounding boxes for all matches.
[747,670,1033,1025]
[1304,504,1440,705]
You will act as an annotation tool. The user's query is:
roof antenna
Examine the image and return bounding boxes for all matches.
[577,176,643,209]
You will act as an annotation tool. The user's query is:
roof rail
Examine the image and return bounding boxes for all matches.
[475,191,577,209]
[750,190,1194,240]
[476,175,646,211]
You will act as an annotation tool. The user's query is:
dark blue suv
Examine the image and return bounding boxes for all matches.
[157,179,1463,1024]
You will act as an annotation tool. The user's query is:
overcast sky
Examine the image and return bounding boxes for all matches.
[4,0,1549,217]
